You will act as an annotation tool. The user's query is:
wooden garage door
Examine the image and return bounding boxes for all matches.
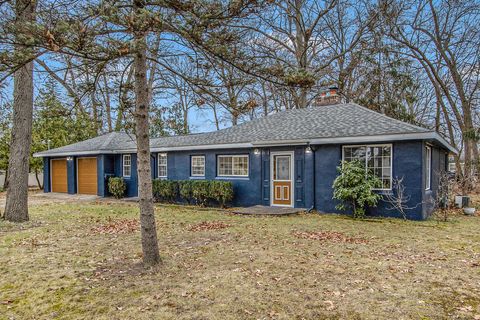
[51,159,67,193]
[77,157,98,195]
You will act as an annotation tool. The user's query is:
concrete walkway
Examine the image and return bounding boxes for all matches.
[231,205,307,216]
[0,191,101,210]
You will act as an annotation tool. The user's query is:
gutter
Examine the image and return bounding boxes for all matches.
[309,132,457,154]
[34,131,457,158]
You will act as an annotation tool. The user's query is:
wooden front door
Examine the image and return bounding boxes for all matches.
[77,157,98,195]
[271,153,293,207]
[51,159,67,193]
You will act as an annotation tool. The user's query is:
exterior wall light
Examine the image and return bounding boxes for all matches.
[254,148,260,155]
[66,157,73,161]
[305,146,313,154]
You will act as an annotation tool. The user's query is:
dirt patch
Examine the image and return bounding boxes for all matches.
[91,218,139,235]
[188,221,231,232]
[293,230,370,244]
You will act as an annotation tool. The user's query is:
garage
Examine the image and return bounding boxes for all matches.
[51,159,68,193]
[77,157,98,195]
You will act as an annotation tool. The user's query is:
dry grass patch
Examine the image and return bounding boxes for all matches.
[292,230,370,244]
[91,218,139,235]
[1,202,480,319]
[188,221,231,232]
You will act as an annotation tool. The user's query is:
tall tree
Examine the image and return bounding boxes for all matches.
[4,0,37,222]
[132,0,160,265]
[385,0,480,186]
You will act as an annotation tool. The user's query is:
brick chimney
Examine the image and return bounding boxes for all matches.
[314,86,340,106]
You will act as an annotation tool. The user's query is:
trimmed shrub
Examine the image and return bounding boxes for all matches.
[108,177,127,199]
[153,179,234,207]
[179,180,194,204]
[210,180,234,208]
[192,180,211,206]
[152,179,178,203]
[332,160,381,219]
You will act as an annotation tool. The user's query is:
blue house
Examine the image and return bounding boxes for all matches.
[34,102,455,220]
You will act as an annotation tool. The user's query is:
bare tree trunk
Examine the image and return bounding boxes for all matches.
[35,168,43,190]
[116,66,134,131]
[212,104,220,130]
[3,168,9,190]
[102,73,113,132]
[133,0,160,266]
[4,0,36,222]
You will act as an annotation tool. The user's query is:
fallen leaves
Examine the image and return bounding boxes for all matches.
[292,230,369,244]
[91,218,139,235]
[188,221,231,232]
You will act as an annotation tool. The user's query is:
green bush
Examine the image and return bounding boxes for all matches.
[153,179,234,207]
[192,180,211,206]
[152,180,178,203]
[332,160,381,219]
[210,180,234,208]
[108,177,126,199]
[179,180,193,204]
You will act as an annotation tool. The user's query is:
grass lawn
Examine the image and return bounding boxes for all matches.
[1,202,480,319]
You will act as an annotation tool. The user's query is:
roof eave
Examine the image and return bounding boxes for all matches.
[34,132,457,157]
[310,132,457,153]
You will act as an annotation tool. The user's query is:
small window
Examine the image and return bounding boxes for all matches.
[158,153,167,178]
[191,155,205,177]
[425,146,431,190]
[217,155,249,177]
[123,154,131,177]
[342,144,392,190]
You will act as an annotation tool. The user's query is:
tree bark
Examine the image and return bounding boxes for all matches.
[34,168,43,190]
[3,168,9,190]
[4,0,36,222]
[133,0,160,266]
[102,72,113,132]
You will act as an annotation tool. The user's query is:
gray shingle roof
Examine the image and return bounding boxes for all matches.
[150,103,429,148]
[34,132,136,157]
[35,103,453,157]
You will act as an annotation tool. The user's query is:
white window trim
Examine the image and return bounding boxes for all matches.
[158,153,167,178]
[425,145,431,190]
[342,144,393,191]
[122,154,131,178]
[217,154,249,177]
[191,155,205,177]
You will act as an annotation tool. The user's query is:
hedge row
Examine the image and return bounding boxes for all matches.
[152,179,234,207]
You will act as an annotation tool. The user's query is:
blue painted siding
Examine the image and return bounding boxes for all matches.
[113,153,138,197]
[165,148,265,207]
[43,157,50,192]
[101,154,116,196]
[67,158,76,194]
[423,143,449,218]
[41,139,448,220]
[314,141,426,220]
[314,144,342,213]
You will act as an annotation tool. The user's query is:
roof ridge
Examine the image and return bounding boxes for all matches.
[99,132,117,149]
[348,103,430,132]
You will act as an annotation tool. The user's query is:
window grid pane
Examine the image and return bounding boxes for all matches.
[425,147,431,190]
[191,156,205,176]
[343,145,392,190]
[123,155,131,177]
[158,153,167,178]
[217,155,249,177]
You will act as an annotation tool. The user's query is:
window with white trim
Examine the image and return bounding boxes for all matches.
[191,155,205,177]
[343,144,392,190]
[217,155,249,177]
[123,154,131,177]
[425,146,431,190]
[158,153,167,178]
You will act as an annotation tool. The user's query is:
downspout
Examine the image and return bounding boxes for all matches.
[307,145,316,213]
